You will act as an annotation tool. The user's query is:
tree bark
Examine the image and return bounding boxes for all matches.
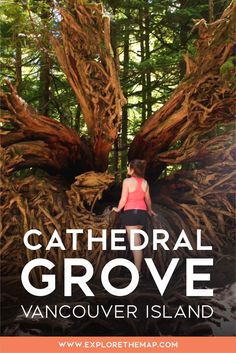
[38,0,52,116]
[209,0,215,22]
[144,1,152,118]
[15,34,22,95]
[1,1,126,177]
[139,8,147,123]
[179,0,188,80]
[121,7,130,177]
[1,1,235,307]
[50,2,126,171]
[1,1,235,188]
[39,51,50,116]
[128,1,236,180]
[0,80,92,180]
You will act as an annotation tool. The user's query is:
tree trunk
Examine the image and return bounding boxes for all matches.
[113,138,119,181]
[39,51,50,116]
[15,34,22,95]
[0,1,126,177]
[179,0,188,80]
[1,3,235,323]
[129,2,236,180]
[209,0,215,22]
[0,80,93,180]
[74,104,81,133]
[14,0,23,95]
[139,8,147,124]
[38,0,51,116]
[121,7,130,177]
[144,1,152,118]
[50,2,126,171]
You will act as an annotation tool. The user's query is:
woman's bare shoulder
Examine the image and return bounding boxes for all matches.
[123,178,131,184]
[142,178,149,190]
[123,177,137,187]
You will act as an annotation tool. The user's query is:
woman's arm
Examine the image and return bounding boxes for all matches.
[145,183,157,216]
[112,179,129,212]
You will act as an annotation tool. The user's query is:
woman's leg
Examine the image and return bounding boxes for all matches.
[126,225,143,273]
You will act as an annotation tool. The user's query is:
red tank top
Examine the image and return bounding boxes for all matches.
[124,177,147,211]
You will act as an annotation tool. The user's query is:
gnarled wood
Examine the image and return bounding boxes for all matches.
[128,1,236,178]
[1,4,235,337]
[0,80,92,178]
[51,1,126,170]
[1,1,126,176]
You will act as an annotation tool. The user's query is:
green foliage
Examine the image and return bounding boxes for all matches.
[0,0,232,177]
[220,55,236,82]
[0,0,82,129]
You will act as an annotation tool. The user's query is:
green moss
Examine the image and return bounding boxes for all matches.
[220,55,236,76]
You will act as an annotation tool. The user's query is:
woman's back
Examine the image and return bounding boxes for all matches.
[124,176,147,211]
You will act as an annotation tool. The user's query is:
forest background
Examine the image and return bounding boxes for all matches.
[1,0,233,180]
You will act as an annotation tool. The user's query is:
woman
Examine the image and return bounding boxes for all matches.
[112,159,156,275]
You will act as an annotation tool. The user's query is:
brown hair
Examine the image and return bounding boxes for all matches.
[129,159,147,178]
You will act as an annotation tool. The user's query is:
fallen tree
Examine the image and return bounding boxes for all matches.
[129,2,235,178]
[0,1,125,176]
[1,1,235,337]
[0,0,235,279]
